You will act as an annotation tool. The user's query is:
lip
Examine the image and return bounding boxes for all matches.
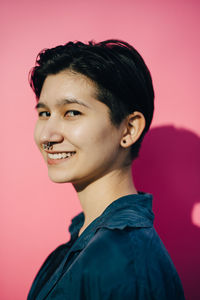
[44,149,76,154]
[46,151,76,165]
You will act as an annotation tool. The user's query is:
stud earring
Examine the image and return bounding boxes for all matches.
[122,140,126,144]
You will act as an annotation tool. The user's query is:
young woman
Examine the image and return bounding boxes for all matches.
[28,40,185,299]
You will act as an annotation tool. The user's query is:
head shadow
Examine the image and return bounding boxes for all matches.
[132,125,200,300]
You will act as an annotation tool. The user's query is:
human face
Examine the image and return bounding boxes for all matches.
[34,71,125,186]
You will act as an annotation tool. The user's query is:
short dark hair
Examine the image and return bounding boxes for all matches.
[29,39,154,160]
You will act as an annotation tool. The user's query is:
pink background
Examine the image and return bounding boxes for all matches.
[1,0,200,299]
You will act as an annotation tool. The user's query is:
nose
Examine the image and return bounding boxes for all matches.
[39,118,64,146]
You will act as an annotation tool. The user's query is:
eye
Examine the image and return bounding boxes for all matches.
[38,111,51,118]
[65,110,81,117]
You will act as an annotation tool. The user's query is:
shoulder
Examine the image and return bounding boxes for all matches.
[78,227,185,299]
[82,226,167,266]
[76,227,159,278]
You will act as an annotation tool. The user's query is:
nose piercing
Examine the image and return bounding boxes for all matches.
[43,142,53,151]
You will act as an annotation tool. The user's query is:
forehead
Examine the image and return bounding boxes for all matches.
[39,71,98,106]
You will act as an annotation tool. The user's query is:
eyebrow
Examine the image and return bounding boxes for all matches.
[35,97,91,110]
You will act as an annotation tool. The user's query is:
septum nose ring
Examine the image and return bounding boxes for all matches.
[43,142,53,151]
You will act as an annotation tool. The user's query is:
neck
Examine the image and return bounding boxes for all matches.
[73,166,137,236]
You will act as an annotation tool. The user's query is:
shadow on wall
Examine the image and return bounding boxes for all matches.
[132,126,200,300]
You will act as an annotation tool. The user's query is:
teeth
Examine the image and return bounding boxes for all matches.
[47,152,75,159]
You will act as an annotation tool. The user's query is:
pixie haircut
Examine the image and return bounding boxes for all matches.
[29,39,154,160]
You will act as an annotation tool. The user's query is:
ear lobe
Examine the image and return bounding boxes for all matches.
[120,112,146,148]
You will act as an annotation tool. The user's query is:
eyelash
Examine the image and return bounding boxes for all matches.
[38,110,81,118]
[38,111,50,117]
[65,110,81,117]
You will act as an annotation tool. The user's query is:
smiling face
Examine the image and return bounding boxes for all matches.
[34,70,128,186]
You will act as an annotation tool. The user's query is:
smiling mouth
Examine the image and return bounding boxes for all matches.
[47,152,76,160]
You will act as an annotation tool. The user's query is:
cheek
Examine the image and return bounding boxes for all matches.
[68,121,118,156]
[67,121,109,147]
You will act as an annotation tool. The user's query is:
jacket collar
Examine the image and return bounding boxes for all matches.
[69,192,154,251]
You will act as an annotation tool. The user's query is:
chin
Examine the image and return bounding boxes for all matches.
[49,177,69,183]
[48,170,72,183]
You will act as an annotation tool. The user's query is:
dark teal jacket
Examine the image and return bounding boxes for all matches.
[28,193,185,299]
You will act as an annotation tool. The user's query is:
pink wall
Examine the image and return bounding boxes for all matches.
[1,0,199,299]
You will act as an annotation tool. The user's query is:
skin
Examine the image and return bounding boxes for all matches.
[34,70,146,236]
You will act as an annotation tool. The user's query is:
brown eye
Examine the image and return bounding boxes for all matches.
[65,110,81,117]
[38,111,51,117]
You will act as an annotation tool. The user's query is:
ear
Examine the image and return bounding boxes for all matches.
[120,111,146,148]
